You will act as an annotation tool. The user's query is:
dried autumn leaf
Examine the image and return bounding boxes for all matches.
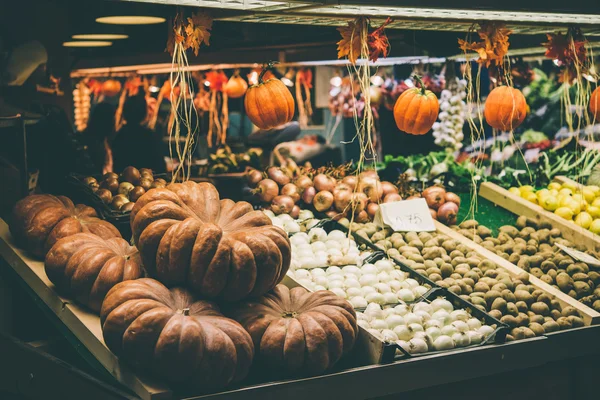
[458,22,512,68]
[337,17,365,65]
[367,17,392,62]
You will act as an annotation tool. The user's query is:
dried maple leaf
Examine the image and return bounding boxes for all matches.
[458,22,512,68]
[337,17,366,65]
[367,17,392,62]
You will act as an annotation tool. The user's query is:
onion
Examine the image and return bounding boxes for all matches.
[271,195,295,215]
[383,193,402,203]
[290,205,300,219]
[313,174,335,192]
[342,175,358,190]
[334,189,352,212]
[422,186,446,198]
[294,175,313,191]
[313,190,334,212]
[351,192,368,213]
[302,186,316,204]
[325,210,346,221]
[281,183,301,203]
[437,201,459,225]
[333,182,351,196]
[424,191,446,210]
[359,177,384,202]
[430,208,438,220]
[254,179,279,203]
[355,210,369,223]
[360,170,379,180]
[246,169,263,188]
[406,194,421,200]
[267,166,290,186]
[381,181,399,196]
[445,192,461,207]
[366,202,379,219]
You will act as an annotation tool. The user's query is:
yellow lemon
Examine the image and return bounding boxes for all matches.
[590,219,600,234]
[559,188,573,197]
[519,185,535,194]
[559,195,573,208]
[548,182,562,191]
[523,192,538,204]
[587,206,600,219]
[549,189,559,197]
[508,187,521,196]
[555,207,574,220]
[561,181,579,192]
[536,189,550,199]
[575,212,593,229]
[566,199,582,215]
[542,196,559,211]
[592,198,600,208]
[587,185,600,197]
[582,188,596,204]
[572,193,587,204]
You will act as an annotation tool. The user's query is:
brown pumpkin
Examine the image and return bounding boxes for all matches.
[224,75,248,99]
[228,285,358,375]
[130,181,290,300]
[45,233,143,312]
[590,86,600,121]
[244,68,295,130]
[102,79,122,97]
[484,86,528,131]
[100,278,254,389]
[393,76,439,135]
[10,195,121,258]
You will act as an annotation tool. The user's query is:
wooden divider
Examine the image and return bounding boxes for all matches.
[434,221,600,326]
[479,181,600,252]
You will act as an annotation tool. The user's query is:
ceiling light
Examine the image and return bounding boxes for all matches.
[370,75,384,87]
[281,77,294,87]
[149,85,160,93]
[63,41,113,47]
[96,16,165,25]
[72,34,128,40]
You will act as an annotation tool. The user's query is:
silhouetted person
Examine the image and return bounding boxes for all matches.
[112,95,166,173]
[83,102,115,174]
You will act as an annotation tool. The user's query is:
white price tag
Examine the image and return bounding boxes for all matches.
[374,198,436,232]
[556,243,600,268]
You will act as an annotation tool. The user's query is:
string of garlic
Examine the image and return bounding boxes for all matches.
[432,78,467,151]
[73,82,91,132]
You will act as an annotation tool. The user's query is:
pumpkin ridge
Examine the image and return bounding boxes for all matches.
[296,313,329,373]
[305,311,343,367]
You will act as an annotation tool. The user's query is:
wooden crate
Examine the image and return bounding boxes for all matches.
[0,219,173,400]
[479,181,600,252]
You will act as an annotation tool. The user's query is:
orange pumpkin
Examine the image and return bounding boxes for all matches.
[244,68,295,130]
[393,77,439,135]
[484,86,528,131]
[590,86,600,121]
[224,75,248,99]
[102,79,122,97]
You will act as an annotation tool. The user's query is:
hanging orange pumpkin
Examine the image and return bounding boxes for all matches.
[224,75,248,98]
[590,86,600,121]
[393,76,439,135]
[102,79,122,97]
[244,67,295,130]
[484,86,528,131]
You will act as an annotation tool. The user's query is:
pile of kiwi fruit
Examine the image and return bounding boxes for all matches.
[82,166,167,212]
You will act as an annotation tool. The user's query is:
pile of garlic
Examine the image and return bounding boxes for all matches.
[432,78,467,151]
[358,299,496,355]
[73,82,91,132]
[263,209,320,235]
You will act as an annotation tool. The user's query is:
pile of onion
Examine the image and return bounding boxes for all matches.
[422,186,460,225]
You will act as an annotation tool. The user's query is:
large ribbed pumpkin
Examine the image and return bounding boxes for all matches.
[228,285,358,375]
[244,69,295,130]
[590,86,600,121]
[484,86,528,131]
[100,278,254,389]
[224,75,248,99]
[45,233,143,312]
[10,194,121,258]
[393,77,440,135]
[130,181,290,300]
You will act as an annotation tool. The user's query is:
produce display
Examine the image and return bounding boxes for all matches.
[44,233,143,312]
[511,181,600,234]
[10,194,121,258]
[80,166,168,212]
[228,284,358,375]
[455,217,600,312]
[130,181,291,300]
[249,168,461,225]
[100,278,254,389]
[349,223,583,340]
[357,299,496,355]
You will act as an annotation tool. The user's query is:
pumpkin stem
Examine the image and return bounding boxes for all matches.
[258,61,278,83]
[179,308,190,316]
[413,75,427,95]
[282,311,298,318]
